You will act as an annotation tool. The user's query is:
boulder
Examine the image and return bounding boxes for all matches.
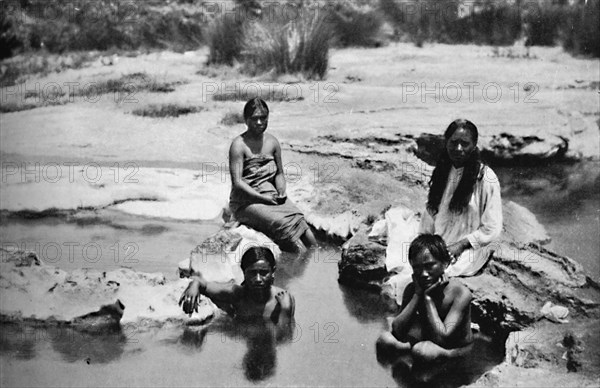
[338,226,388,291]
[0,247,215,330]
[178,225,281,282]
[341,199,550,295]
[468,319,600,387]
[461,242,600,336]
[415,132,571,166]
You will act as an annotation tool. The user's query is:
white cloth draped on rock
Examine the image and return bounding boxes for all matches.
[419,164,503,277]
[384,165,503,305]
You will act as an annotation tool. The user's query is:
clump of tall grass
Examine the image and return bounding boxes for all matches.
[131,104,203,118]
[206,14,246,66]
[206,1,333,79]
[241,9,332,79]
[220,111,245,126]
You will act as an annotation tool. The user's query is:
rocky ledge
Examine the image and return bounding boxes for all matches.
[338,200,600,385]
[0,224,286,335]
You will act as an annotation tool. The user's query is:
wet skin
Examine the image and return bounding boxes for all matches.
[179,259,295,324]
[377,248,473,365]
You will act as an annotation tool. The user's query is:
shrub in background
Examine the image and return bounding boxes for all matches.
[328,2,385,47]
[562,0,600,57]
[240,4,332,79]
[206,13,245,66]
[378,0,599,57]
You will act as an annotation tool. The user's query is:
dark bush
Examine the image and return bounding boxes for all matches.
[206,13,245,66]
[562,0,600,57]
[329,4,385,47]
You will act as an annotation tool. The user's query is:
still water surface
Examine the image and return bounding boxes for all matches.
[3,161,596,386]
[0,212,503,387]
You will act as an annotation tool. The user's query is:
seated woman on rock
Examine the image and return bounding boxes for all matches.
[420,118,502,277]
[179,247,294,325]
[228,98,316,253]
[377,234,473,364]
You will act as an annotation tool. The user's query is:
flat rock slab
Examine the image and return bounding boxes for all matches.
[0,247,215,330]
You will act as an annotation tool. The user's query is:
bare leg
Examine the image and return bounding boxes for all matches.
[377,331,412,355]
[291,239,307,254]
[410,341,473,383]
[411,340,473,363]
[375,331,410,364]
[300,228,317,248]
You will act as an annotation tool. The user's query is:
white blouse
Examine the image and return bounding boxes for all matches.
[419,165,503,276]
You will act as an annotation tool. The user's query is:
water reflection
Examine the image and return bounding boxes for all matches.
[377,333,504,388]
[50,326,127,364]
[273,249,311,288]
[0,323,128,364]
[179,316,295,383]
[496,162,600,217]
[0,323,37,360]
[340,284,391,323]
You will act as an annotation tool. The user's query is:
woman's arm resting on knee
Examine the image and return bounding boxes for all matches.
[272,136,286,197]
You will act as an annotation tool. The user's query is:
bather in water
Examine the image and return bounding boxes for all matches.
[179,246,294,325]
[377,234,474,382]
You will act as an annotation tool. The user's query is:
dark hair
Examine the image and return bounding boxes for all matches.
[427,119,481,215]
[408,234,452,265]
[243,98,269,121]
[241,246,276,271]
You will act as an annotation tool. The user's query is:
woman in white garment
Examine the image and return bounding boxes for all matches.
[419,119,503,277]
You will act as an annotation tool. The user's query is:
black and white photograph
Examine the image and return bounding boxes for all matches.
[1,0,599,386]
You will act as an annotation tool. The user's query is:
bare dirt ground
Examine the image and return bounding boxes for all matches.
[1,43,598,167]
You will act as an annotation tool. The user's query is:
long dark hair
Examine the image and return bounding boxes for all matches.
[427,119,481,215]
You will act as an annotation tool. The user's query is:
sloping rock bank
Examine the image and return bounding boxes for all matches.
[0,226,284,333]
[338,200,551,292]
[0,247,215,331]
[339,202,600,385]
[416,132,571,166]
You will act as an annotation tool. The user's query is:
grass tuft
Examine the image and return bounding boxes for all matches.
[220,111,245,126]
[131,103,204,118]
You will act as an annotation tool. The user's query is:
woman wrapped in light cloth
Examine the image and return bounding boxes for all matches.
[228,98,316,253]
[387,119,503,298]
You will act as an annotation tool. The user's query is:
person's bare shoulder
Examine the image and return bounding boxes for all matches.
[230,135,245,150]
[447,278,472,302]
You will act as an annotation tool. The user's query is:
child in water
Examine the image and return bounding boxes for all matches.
[377,234,473,364]
[179,246,294,325]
